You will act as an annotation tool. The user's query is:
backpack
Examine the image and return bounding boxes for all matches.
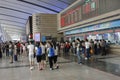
[36,47,42,56]
[49,48,54,57]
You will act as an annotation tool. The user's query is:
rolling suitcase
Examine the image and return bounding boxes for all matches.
[14,55,18,61]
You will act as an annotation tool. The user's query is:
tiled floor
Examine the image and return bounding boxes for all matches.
[0,54,120,80]
[98,57,120,65]
[63,54,120,76]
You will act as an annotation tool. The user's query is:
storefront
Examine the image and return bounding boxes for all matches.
[64,20,120,43]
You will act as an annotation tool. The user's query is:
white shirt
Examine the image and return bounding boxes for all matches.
[27,44,34,55]
[47,48,50,57]
[85,42,90,49]
[54,46,58,56]
[21,44,26,51]
[72,42,76,48]
[9,44,12,52]
[14,45,17,55]
[35,47,38,51]
[41,45,46,54]
[76,43,80,51]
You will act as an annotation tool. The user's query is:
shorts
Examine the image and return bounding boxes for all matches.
[41,54,46,60]
[29,54,34,62]
[36,55,42,63]
[9,51,13,56]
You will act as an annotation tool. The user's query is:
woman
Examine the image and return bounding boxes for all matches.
[35,42,42,70]
[40,42,46,69]
[72,40,76,55]
[47,41,55,70]
[9,41,14,63]
[14,43,18,61]
[53,41,59,69]
[22,43,26,56]
[85,39,90,60]
[0,44,2,59]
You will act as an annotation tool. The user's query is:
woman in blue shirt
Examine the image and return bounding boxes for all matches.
[35,42,42,70]
[47,41,55,70]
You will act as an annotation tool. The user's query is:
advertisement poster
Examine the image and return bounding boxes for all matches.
[34,33,40,42]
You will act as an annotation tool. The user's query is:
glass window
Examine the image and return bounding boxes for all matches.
[71,12,74,23]
[68,14,71,24]
[91,1,96,11]
[75,11,78,22]
[73,12,76,23]
[79,7,82,21]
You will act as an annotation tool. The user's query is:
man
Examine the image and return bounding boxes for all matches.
[27,41,35,70]
[9,41,14,63]
[76,38,82,64]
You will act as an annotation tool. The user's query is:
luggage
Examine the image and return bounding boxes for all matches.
[0,54,2,58]
[14,55,18,61]
[0,51,2,58]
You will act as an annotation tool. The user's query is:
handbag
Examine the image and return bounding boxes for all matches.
[90,49,94,54]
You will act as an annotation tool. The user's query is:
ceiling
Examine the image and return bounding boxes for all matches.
[0,0,77,41]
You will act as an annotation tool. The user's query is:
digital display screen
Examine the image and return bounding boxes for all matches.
[60,0,98,27]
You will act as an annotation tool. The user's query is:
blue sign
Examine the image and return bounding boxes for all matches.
[42,36,46,42]
[65,20,120,35]
[110,20,120,28]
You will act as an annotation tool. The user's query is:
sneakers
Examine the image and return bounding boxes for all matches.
[74,54,76,56]
[79,63,82,65]
[10,61,13,63]
[39,68,43,71]
[30,66,34,70]
[78,62,82,65]
[85,57,88,60]
[55,66,59,69]
[50,68,53,70]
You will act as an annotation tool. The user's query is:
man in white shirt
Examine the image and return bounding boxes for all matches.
[76,38,82,64]
[72,40,76,55]
[85,39,90,59]
[27,41,35,70]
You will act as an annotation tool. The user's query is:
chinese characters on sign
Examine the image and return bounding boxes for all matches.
[60,0,98,27]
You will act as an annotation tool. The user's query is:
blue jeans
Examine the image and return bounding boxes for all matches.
[76,50,82,64]
[86,48,90,59]
[73,48,76,54]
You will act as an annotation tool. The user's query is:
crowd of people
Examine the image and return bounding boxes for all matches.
[27,41,59,70]
[0,40,60,71]
[0,38,110,70]
[0,41,25,62]
[60,38,110,64]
